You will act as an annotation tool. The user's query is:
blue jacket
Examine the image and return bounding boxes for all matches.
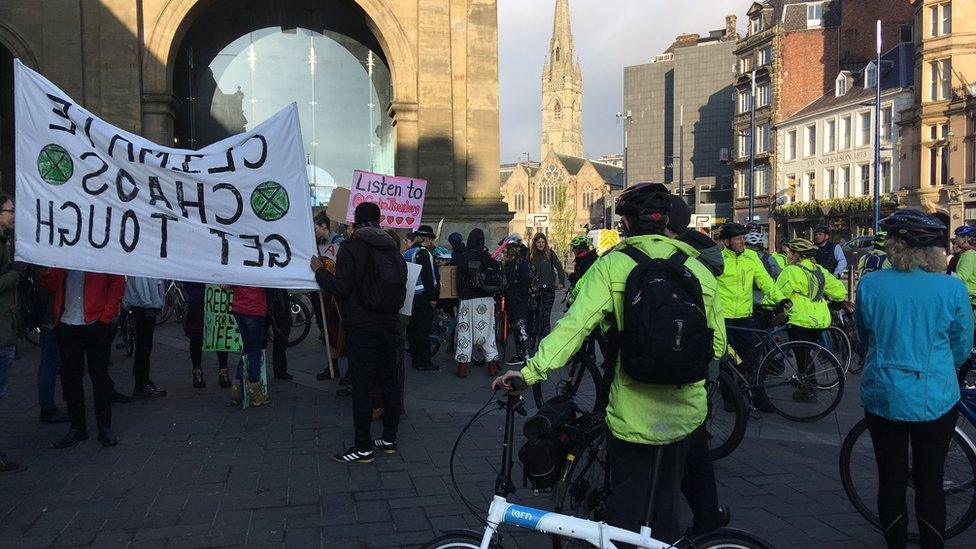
[855,268,974,422]
[124,277,165,310]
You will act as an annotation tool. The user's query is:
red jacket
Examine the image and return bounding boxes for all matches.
[41,269,126,326]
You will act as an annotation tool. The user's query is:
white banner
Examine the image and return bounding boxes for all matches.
[14,60,317,289]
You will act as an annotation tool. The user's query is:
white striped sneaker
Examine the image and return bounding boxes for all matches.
[332,446,374,464]
[373,438,398,455]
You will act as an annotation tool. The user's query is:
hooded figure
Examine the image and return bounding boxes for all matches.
[448,232,466,266]
[453,228,500,377]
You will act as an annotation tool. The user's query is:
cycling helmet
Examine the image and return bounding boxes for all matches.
[744,233,765,247]
[787,238,818,255]
[954,225,976,237]
[813,225,831,235]
[433,246,452,260]
[570,236,591,250]
[718,222,748,240]
[879,209,948,248]
[499,233,523,246]
[872,231,887,249]
[745,222,761,233]
[615,182,672,221]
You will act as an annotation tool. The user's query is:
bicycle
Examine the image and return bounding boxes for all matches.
[267,293,312,348]
[420,379,774,549]
[722,322,845,422]
[704,367,748,461]
[839,360,976,542]
[831,308,863,375]
[156,280,187,325]
[431,308,458,357]
[530,339,610,414]
[115,307,136,357]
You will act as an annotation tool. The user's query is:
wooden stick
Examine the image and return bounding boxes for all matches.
[318,291,337,379]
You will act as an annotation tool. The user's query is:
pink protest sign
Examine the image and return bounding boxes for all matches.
[346,170,427,230]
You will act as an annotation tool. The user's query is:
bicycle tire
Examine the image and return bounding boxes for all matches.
[22,327,40,347]
[824,326,852,376]
[156,285,176,325]
[549,432,609,549]
[419,533,487,549]
[756,340,844,422]
[845,323,866,374]
[839,418,976,542]
[706,368,748,461]
[532,351,608,413]
[287,296,311,347]
[431,336,442,357]
[686,528,776,549]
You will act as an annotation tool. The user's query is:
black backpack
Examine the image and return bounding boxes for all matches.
[467,256,506,295]
[616,247,713,386]
[360,245,408,313]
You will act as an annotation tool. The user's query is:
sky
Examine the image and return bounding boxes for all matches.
[498,0,745,163]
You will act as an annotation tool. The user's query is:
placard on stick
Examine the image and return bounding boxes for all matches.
[347,170,427,230]
[204,285,243,352]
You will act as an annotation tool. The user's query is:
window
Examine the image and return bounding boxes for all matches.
[759,46,772,66]
[756,83,770,107]
[758,166,771,195]
[836,76,847,96]
[859,164,871,195]
[581,187,594,207]
[804,171,817,201]
[931,2,951,37]
[881,106,893,143]
[749,16,762,35]
[737,133,750,159]
[807,2,824,28]
[858,111,872,146]
[900,24,913,43]
[514,188,525,211]
[736,170,747,198]
[840,115,852,149]
[553,102,562,120]
[930,58,952,100]
[805,124,817,157]
[738,55,753,74]
[738,90,752,113]
[825,168,836,199]
[840,165,851,196]
[786,129,797,161]
[881,160,893,192]
[825,119,836,153]
[539,163,564,207]
[865,63,877,88]
[758,123,770,153]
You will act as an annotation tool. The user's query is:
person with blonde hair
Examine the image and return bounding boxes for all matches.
[528,232,566,340]
[856,209,973,549]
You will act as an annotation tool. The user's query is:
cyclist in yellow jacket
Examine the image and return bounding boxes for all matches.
[717,223,788,376]
[777,238,849,403]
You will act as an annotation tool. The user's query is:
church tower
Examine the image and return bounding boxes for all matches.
[541,0,583,159]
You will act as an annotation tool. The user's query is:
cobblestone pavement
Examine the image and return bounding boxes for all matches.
[1,309,976,548]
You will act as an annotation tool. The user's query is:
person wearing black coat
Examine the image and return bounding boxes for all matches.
[502,243,533,366]
[454,228,500,377]
[268,289,292,380]
[405,225,439,371]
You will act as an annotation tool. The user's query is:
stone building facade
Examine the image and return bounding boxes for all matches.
[898,0,976,230]
[624,16,738,223]
[0,0,511,240]
[731,0,914,225]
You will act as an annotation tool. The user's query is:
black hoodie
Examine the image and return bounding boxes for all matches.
[315,225,401,329]
[456,229,496,300]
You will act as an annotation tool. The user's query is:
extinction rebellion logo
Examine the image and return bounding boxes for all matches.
[37,144,73,185]
[250,181,289,222]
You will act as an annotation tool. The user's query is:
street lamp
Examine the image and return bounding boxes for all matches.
[872,20,881,233]
[616,110,633,187]
[749,70,757,223]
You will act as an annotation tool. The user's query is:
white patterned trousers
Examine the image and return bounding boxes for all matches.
[454,297,499,363]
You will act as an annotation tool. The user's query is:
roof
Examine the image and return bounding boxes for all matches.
[784,42,914,122]
[555,153,587,176]
[591,160,625,188]
[747,1,841,31]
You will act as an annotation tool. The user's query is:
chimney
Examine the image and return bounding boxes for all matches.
[725,15,738,40]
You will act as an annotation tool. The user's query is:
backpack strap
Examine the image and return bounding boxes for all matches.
[799,265,827,302]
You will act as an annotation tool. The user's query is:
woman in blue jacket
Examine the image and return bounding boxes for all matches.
[855,209,974,549]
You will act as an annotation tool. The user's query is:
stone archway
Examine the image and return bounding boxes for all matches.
[141,0,419,175]
[0,22,38,69]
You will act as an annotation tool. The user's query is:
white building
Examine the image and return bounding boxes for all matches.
[776,43,914,238]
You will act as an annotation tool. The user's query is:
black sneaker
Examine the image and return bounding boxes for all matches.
[110,392,134,404]
[192,369,206,389]
[373,438,398,455]
[97,427,119,447]
[134,382,167,398]
[332,446,374,464]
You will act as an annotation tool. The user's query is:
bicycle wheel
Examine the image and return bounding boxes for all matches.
[156,285,175,325]
[688,528,776,549]
[823,326,852,376]
[706,368,748,461]
[839,418,976,542]
[845,323,866,374]
[286,295,311,347]
[532,351,608,413]
[551,433,609,549]
[756,340,843,422]
[419,533,486,549]
[22,327,40,346]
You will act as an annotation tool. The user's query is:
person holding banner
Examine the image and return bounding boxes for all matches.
[121,277,167,398]
[42,268,125,448]
[310,202,406,464]
[228,286,270,407]
[405,225,440,371]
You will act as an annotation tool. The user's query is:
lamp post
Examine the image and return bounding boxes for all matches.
[616,111,633,187]
[873,20,882,233]
[679,105,685,198]
[749,70,757,223]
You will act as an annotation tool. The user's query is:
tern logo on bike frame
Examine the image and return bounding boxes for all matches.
[504,504,551,529]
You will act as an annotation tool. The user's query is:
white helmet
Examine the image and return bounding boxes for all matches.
[744,232,765,248]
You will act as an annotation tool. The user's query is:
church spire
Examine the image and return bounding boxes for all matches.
[541,0,583,158]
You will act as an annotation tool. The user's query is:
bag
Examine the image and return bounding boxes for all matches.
[799,265,827,302]
[360,245,408,312]
[467,256,506,295]
[518,396,576,490]
[616,247,713,386]
[861,252,886,274]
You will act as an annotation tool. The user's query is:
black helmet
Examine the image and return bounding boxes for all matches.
[813,225,830,235]
[718,222,748,240]
[615,182,671,221]
[879,209,948,248]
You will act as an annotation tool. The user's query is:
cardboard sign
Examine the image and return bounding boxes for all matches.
[203,285,243,352]
[439,265,459,299]
[325,187,351,227]
[347,170,427,230]
[399,263,422,316]
[14,61,317,289]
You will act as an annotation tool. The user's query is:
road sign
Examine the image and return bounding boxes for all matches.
[525,213,550,228]
[691,214,714,230]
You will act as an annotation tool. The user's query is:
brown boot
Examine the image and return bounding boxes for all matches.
[248,382,270,407]
[456,362,469,378]
[229,383,241,406]
[487,361,499,376]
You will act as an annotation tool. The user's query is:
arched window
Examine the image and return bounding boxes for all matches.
[581,186,594,207]
[514,188,525,211]
[553,102,562,120]
[539,164,564,207]
[555,46,561,62]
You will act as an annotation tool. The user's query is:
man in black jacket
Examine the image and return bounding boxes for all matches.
[454,228,500,377]
[405,225,439,371]
[311,202,406,464]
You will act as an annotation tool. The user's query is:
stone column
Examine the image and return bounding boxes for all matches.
[389,100,419,178]
[140,92,179,146]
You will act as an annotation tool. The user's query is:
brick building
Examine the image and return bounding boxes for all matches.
[731,0,914,225]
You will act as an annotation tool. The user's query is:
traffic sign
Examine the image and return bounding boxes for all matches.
[691,214,714,230]
[525,213,550,228]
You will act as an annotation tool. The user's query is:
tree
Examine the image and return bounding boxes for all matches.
[548,183,576,266]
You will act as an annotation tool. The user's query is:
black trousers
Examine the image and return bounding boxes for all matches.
[866,409,958,549]
[130,306,157,386]
[407,296,434,370]
[347,325,400,451]
[725,317,757,373]
[606,432,691,545]
[188,335,228,371]
[787,325,823,379]
[681,425,722,533]
[270,306,291,376]
[529,289,556,341]
[57,322,114,432]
